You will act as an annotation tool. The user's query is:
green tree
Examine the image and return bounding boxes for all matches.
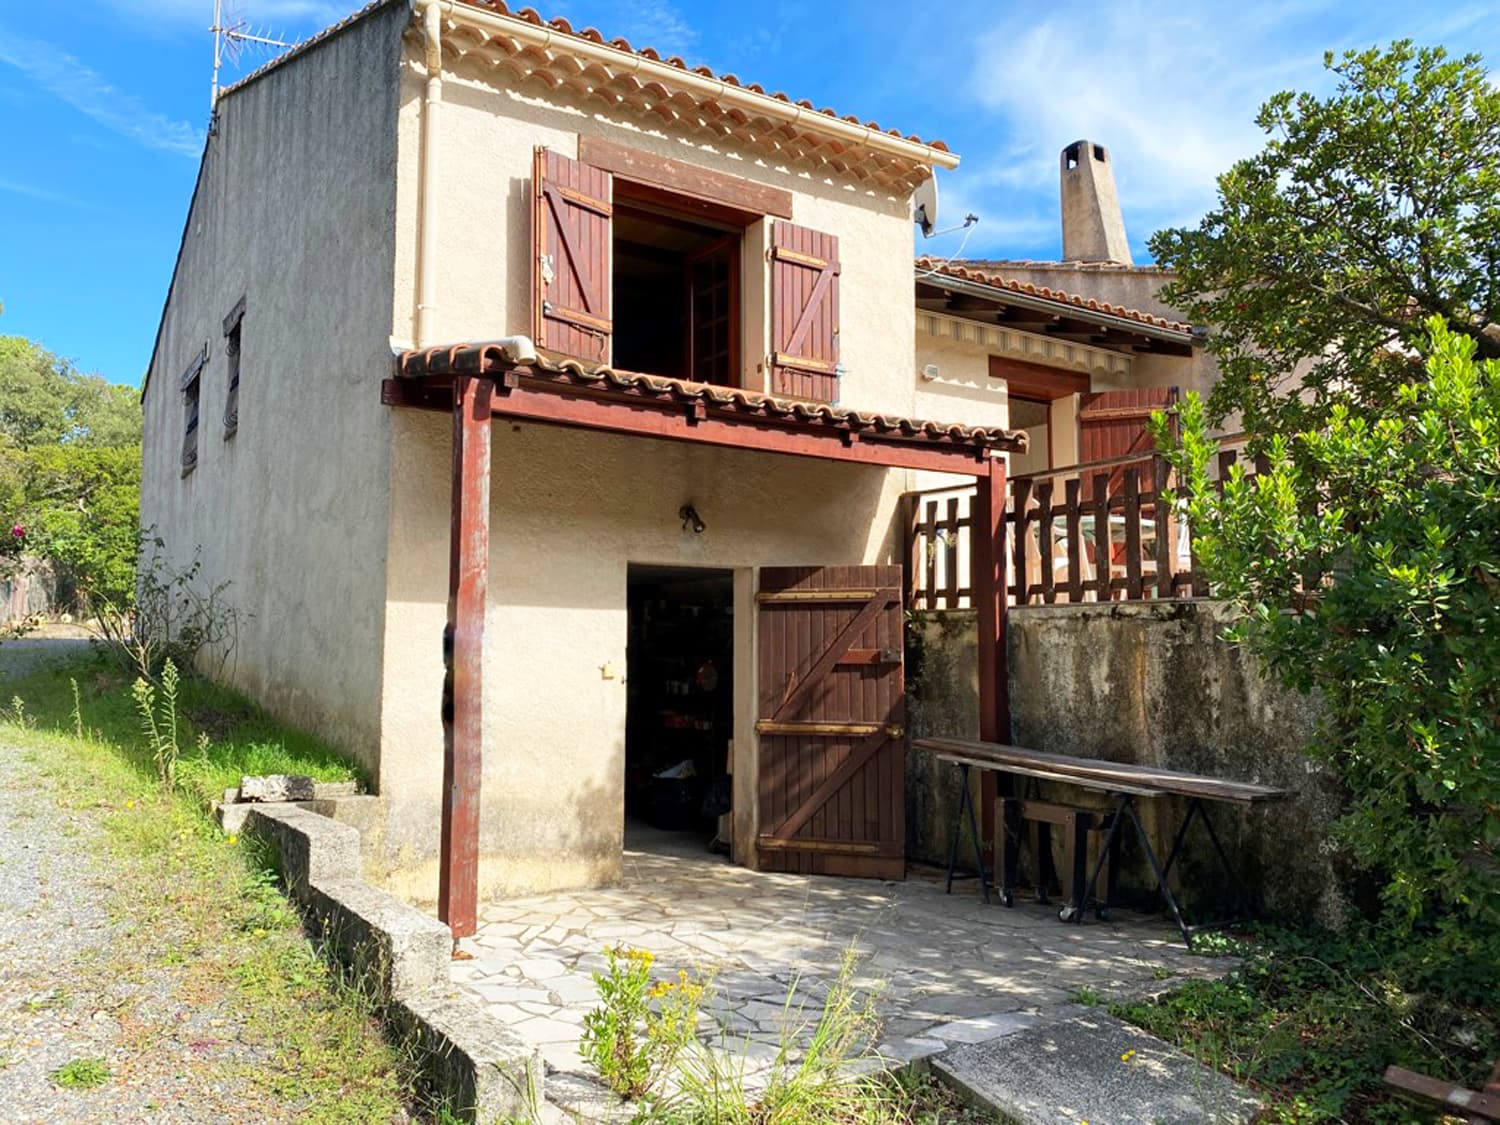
[0,336,142,449]
[1157,322,1499,960]
[1151,42,1500,437]
[0,335,142,612]
[20,444,141,608]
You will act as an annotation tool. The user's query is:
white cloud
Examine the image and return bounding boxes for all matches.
[0,176,94,209]
[958,0,1500,258]
[965,1,1324,241]
[0,27,205,157]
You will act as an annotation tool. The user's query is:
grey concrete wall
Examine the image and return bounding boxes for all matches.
[907,602,1345,925]
[139,4,407,778]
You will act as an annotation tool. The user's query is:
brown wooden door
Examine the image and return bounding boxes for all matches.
[756,566,905,879]
[1078,386,1178,496]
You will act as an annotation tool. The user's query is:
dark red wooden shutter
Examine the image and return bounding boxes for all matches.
[1078,386,1178,496]
[769,221,840,402]
[531,147,613,363]
[756,566,904,879]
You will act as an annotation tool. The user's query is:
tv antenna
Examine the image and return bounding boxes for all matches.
[210,0,295,109]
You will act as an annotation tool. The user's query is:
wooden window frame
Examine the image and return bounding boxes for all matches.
[578,136,792,220]
[223,296,245,438]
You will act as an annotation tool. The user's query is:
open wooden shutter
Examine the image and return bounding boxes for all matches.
[756,566,904,879]
[1078,386,1178,497]
[531,147,613,363]
[769,222,840,402]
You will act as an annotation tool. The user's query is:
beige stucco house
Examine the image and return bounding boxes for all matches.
[142,0,1041,930]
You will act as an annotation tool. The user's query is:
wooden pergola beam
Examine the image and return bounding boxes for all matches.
[384,376,1009,474]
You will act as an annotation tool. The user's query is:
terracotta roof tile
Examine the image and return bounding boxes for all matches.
[915,257,1193,335]
[397,344,1026,453]
[454,0,950,152]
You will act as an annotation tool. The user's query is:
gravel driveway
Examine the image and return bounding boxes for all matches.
[0,642,283,1123]
[0,743,133,1123]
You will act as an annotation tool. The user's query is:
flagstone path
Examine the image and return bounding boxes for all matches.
[451,825,1223,1085]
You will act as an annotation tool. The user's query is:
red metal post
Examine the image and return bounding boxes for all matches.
[972,454,1010,857]
[440,375,493,941]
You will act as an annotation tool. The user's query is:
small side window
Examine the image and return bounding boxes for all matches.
[180,345,207,476]
[223,297,245,437]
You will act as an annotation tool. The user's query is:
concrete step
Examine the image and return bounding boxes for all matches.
[931,1011,1259,1125]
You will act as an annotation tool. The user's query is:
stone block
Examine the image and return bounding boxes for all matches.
[391,988,544,1123]
[243,803,362,901]
[240,773,317,802]
[306,877,450,1004]
[932,1012,1259,1124]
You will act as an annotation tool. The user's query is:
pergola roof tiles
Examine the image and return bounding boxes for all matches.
[396,344,1027,455]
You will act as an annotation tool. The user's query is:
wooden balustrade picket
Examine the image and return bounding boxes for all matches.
[905,442,1254,610]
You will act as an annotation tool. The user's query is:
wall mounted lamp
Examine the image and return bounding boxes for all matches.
[679,504,706,534]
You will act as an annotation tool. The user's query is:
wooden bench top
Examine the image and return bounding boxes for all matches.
[916,737,1292,805]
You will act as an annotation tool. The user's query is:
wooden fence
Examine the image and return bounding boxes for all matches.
[905,443,1256,610]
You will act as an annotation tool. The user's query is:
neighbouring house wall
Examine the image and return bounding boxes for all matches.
[906,602,1346,926]
[0,560,58,624]
[139,4,408,781]
[912,312,1127,491]
[377,37,930,902]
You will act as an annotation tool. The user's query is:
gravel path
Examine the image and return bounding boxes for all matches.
[0,743,131,1123]
[0,644,281,1123]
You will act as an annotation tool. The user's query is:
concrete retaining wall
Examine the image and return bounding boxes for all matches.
[907,602,1346,925]
[242,804,540,1121]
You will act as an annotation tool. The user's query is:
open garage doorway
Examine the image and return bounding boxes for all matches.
[625,565,735,858]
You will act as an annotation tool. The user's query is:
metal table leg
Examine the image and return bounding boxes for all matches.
[1074,792,1193,946]
[944,763,991,904]
[1160,796,1253,937]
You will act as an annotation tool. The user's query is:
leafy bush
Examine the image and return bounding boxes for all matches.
[95,542,245,682]
[1158,321,1499,944]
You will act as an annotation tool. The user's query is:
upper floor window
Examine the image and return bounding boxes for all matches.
[180,344,207,476]
[531,140,841,402]
[223,297,245,437]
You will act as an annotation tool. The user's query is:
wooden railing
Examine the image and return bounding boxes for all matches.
[905,442,1256,610]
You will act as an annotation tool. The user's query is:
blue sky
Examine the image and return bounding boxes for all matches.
[1,0,1497,387]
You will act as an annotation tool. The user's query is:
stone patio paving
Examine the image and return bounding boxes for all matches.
[450,826,1220,1086]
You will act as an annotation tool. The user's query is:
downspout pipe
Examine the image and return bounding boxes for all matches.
[414,0,443,347]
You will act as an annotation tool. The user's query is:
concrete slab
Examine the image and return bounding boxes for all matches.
[933,1012,1259,1125]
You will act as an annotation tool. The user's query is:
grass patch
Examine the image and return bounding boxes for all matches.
[1112,924,1500,1123]
[5,644,363,808]
[1,648,415,1122]
[51,1056,111,1089]
[1069,986,1103,1008]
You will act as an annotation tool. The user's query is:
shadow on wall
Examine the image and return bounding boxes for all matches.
[907,602,1348,928]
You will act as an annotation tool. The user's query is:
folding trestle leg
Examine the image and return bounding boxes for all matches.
[944,763,991,904]
[1074,793,1195,946]
[1161,797,1253,937]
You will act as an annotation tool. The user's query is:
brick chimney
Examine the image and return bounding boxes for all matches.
[1060,140,1132,264]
